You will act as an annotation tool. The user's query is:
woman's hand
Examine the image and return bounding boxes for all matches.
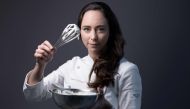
[34,40,55,66]
[28,40,55,85]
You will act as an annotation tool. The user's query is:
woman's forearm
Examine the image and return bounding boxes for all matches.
[27,63,46,85]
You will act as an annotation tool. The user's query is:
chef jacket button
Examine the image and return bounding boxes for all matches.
[77,66,80,69]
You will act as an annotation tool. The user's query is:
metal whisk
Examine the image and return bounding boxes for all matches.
[54,24,80,49]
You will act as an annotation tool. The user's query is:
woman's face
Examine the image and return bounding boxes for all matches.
[80,10,109,56]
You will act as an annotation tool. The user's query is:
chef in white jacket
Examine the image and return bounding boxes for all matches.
[23,2,142,109]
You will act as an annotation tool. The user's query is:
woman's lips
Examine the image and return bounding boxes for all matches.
[89,43,99,47]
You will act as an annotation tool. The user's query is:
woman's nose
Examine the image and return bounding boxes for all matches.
[90,30,98,41]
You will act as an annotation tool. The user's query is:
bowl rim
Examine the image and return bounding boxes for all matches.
[50,88,98,96]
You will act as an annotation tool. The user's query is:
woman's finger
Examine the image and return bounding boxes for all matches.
[35,49,48,57]
[43,40,53,50]
[38,44,51,53]
[34,52,43,58]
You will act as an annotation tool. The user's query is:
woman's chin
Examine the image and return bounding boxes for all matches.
[88,49,101,55]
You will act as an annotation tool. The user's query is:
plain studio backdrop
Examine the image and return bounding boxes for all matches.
[0,0,189,109]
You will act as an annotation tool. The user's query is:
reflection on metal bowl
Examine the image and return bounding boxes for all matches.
[51,88,98,109]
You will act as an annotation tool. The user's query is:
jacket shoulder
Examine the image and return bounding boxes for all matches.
[118,57,139,75]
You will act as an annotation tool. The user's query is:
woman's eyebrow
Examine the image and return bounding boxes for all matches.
[81,25,90,28]
[96,25,106,28]
[81,25,106,28]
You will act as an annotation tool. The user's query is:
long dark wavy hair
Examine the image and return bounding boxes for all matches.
[78,2,125,89]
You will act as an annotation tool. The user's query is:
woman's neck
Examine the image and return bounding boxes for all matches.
[88,52,99,61]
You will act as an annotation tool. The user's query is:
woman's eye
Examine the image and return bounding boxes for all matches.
[83,28,90,32]
[98,28,106,32]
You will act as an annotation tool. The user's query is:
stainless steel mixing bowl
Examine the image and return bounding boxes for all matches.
[51,88,98,109]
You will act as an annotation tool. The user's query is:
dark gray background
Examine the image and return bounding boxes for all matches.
[0,0,189,109]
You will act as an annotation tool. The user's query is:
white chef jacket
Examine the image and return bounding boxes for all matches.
[23,55,142,109]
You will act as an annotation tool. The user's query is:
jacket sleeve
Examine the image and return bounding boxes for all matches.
[23,72,51,101]
[118,63,142,109]
[23,58,75,101]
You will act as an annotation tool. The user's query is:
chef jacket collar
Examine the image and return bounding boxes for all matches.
[85,54,94,66]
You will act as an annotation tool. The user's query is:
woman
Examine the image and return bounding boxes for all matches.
[23,2,142,109]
